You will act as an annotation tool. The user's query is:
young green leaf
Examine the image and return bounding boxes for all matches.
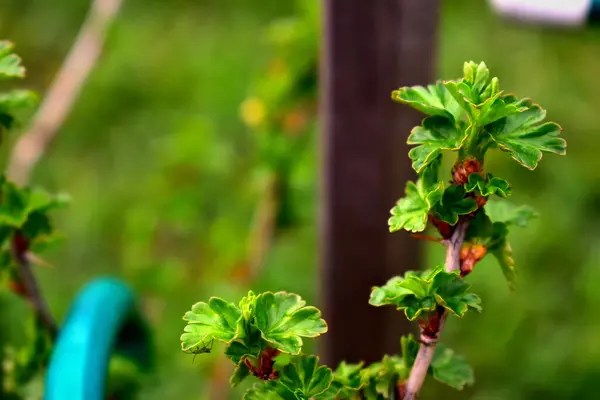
[0,179,29,227]
[433,185,477,225]
[484,199,538,228]
[254,292,327,355]
[477,93,528,127]
[279,355,334,399]
[369,267,481,320]
[0,41,25,79]
[231,361,252,388]
[400,334,420,370]
[430,344,474,390]
[388,179,443,233]
[486,100,566,170]
[327,361,364,398]
[180,297,242,352]
[490,238,516,292]
[464,173,511,198]
[434,279,482,317]
[243,381,295,400]
[225,341,255,364]
[391,82,462,123]
[360,355,408,399]
[406,116,466,172]
[369,276,413,307]
[466,200,536,290]
[0,90,37,129]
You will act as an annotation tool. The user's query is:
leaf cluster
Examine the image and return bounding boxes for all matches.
[369,266,481,320]
[393,61,566,173]
[180,291,327,387]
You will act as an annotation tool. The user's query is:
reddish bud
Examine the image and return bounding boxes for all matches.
[452,158,483,185]
[398,381,408,398]
[428,215,454,239]
[418,310,443,339]
[244,347,281,381]
[460,244,487,276]
[8,280,27,296]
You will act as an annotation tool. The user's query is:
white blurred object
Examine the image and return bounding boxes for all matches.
[489,0,593,26]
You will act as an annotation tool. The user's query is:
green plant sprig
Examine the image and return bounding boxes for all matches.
[180,61,565,398]
[0,41,68,399]
[377,60,565,399]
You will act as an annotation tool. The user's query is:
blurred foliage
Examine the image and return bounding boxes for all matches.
[0,0,599,398]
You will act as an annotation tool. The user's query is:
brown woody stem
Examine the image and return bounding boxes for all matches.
[403,220,469,400]
[11,233,57,338]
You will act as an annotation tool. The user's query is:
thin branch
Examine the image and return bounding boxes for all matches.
[5,0,124,338]
[403,220,470,400]
[8,0,124,185]
[11,233,57,338]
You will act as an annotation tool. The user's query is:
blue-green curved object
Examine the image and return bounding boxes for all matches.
[45,277,152,400]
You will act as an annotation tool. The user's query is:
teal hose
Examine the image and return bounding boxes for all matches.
[45,277,151,400]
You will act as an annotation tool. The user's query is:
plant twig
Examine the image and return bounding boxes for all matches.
[11,233,57,338]
[403,220,470,400]
[8,0,123,185]
[5,0,123,339]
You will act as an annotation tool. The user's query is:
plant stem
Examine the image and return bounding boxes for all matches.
[8,0,123,185]
[403,220,469,400]
[11,234,57,338]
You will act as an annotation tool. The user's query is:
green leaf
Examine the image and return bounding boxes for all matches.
[433,185,477,225]
[231,361,251,388]
[20,188,70,241]
[0,179,29,227]
[369,267,478,321]
[400,334,420,369]
[407,116,466,172]
[465,209,494,242]
[244,381,296,400]
[484,200,538,228]
[369,276,413,307]
[491,238,517,292]
[434,279,482,317]
[254,292,327,355]
[279,355,334,399]
[180,297,242,352]
[449,61,498,107]
[360,355,407,399]
[391,83,462,123]
[487,100,566,170]
[465,201,528,290]
[477,93,528,126]
[430,344,474,390]
[0,41,25,79]
[444,80,474,119]
[0,90,37,129]
[329,361,364,398]
[225,341,254,364]
[464,173,511,198]
[421,153,442,189]
[388,179,443,233]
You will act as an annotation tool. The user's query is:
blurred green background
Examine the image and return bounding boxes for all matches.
[1,0,599,398]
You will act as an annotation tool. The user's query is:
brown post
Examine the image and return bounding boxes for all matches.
[319,0,439,365]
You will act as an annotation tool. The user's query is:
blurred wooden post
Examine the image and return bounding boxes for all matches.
[319,0,439,365]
